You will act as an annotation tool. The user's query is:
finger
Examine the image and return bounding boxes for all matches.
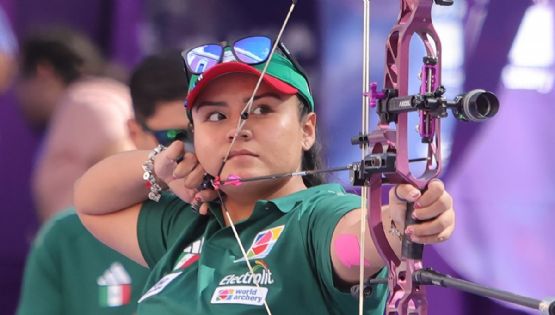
[199,202,210,215]
[173,152,198,178]
[409,234,447,245]
[409,222,455,244]
[164,140,186,161]
[388,184,421,229]
[415,179,445,208]
[390,184,421,204]
[412,192,452,220]
[195,189,218,203]
[167,180,197,203]
[191,189,217,215]
[154,145,183,184]
[406,209,454,238]
[183,164,206,189]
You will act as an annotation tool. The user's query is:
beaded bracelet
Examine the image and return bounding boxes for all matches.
[142,145,166,202]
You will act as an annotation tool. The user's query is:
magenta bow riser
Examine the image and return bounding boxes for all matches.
[354,1,555,315]
[365,1,446,314]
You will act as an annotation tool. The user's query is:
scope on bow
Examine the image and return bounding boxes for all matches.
[374,87,499,122]
[434,0,454,5]
[448,89,499,122]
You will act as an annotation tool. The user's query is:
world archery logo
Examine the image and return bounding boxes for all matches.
[215,288,235,301]
[211,286,268,306]
[234,225,284,263]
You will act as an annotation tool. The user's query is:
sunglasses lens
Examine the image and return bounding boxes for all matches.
[233,36,271,64]
[185,44,223,74]
[154,129,188,146]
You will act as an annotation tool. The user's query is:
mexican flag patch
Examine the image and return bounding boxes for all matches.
[99,284,132,307]
[97,262,132,307]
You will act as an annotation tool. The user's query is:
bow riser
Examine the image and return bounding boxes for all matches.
[384,0,443,188]
[366,1,446,314]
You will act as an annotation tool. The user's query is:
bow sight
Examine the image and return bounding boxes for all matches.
[375,87,499,123]
[370,56,500,143]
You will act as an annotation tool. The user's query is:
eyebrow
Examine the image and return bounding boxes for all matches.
[195,92,284,112]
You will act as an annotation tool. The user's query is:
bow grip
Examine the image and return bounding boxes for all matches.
[402,201,424,260]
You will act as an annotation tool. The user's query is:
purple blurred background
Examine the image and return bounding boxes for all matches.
[0,0,553,314]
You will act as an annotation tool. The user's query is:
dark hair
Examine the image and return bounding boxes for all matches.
[130,51,189,121]
[20,27,104,84]
[297,100,325,187]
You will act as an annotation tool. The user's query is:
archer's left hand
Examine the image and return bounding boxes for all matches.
[389,179,455,244]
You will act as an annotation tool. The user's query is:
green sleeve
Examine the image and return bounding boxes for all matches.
[137,193,198,268]
[304,190,388,314]
[16,219,63,315]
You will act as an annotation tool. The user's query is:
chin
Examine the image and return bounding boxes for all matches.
[221,178,284,197]
[219,168,259,181]
[220,161,262,177]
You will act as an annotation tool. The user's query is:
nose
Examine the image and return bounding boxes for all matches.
[226,126,252,142]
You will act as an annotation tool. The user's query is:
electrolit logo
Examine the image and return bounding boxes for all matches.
[219,260,274,286]
[234,225,284,263]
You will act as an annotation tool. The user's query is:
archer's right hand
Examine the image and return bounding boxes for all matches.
[153,141,217,214]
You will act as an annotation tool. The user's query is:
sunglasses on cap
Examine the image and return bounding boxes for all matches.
[138,120,192,147]
[181,35,309,83]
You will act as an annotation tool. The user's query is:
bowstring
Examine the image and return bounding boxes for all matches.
[221,2,297,166]
[360,1,372,315]
[213,2,297,315]
[217,190,273,314]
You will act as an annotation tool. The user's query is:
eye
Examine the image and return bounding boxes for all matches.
[207,112,226,121]
[251,105,272,115]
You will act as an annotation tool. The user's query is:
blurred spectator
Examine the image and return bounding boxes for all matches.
[15,27,134,221]
[0,6,17,93]
[0,5,34,314]
[127,50,191,149]
[16,51,190,315]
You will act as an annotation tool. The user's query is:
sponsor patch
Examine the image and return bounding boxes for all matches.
[173,237,204,271]
[211,286,268,306]
[234,225,284,263]
[219,260,274,286]
[138,272,181,303]
[97,262,132,307]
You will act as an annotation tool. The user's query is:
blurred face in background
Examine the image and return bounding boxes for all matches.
[15,62,67,133]
[128,99,190,150]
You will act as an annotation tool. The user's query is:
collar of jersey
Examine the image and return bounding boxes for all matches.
[205,183,347,225]
[267,183,347,213]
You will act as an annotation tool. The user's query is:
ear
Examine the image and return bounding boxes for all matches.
[301,112,317,151]
[127,119,144,147]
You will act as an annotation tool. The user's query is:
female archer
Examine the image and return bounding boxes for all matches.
[74,36,455,314]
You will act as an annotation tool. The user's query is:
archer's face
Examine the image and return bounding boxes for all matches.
[191,73,316,190]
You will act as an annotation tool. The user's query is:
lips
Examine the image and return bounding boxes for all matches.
[228,149,258,159]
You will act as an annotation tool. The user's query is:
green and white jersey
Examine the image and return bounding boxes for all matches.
[137,183,387,315]
[17,209,150,315]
